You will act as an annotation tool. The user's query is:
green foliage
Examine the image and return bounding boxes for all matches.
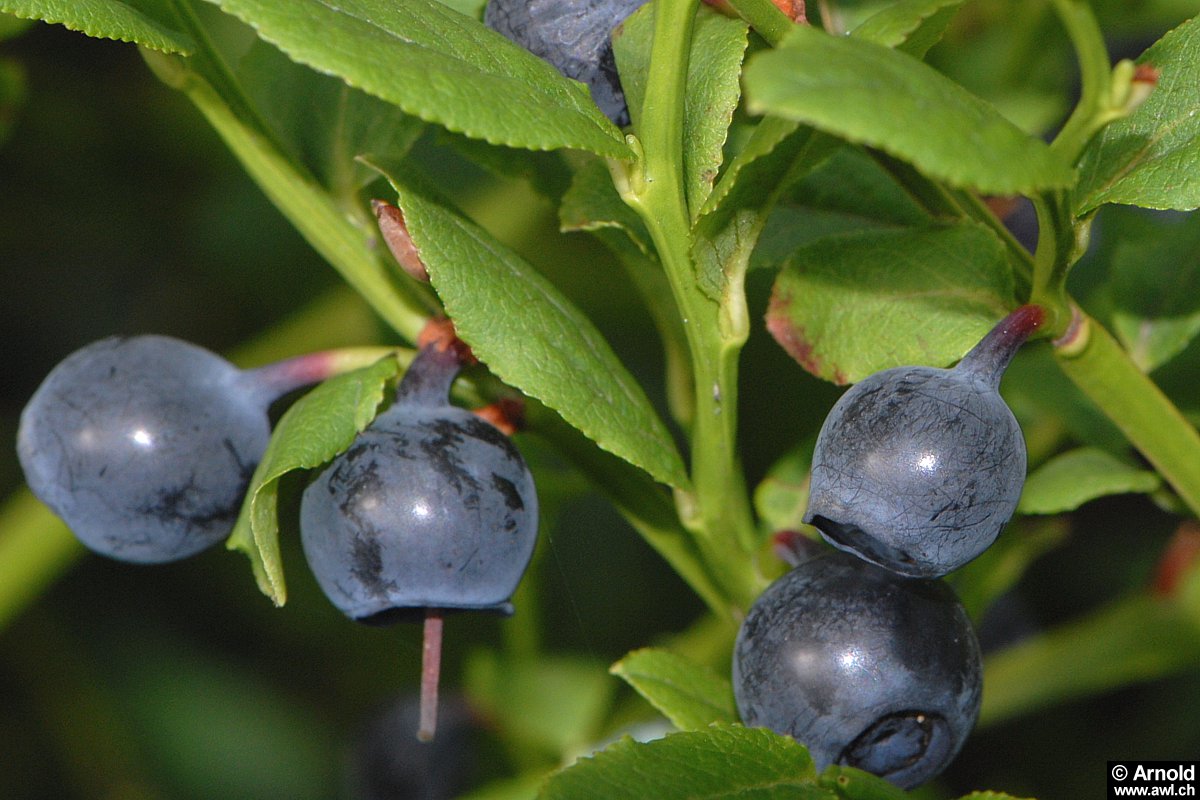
[1076,15,1200,212]
[0,0,193,52]
[768,223,1015,383]
[209,0,631,156]
[1019,447,1161,515]
[4,0,1200,797]
[538,725,831,800]
[742,25,1076,195]
[227,356,400,603]
[610,647,737,730]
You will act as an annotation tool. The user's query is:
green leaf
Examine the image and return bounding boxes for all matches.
[767,224,1015,384]
[818,765,909,800]
[538,725,834,800]
[743,26,1076,195]
[465,651,614,757]
[388,175,691,490]
[227,357,399,604]
[851,0,965,57]
[610,648,737,731]
[981,593,1200,725]
[208,0,630,158]
[1077,16,1200,213]
[0,0,193,52]
[1105,212,1200,372]
[613,4,750,219]
[954,794,1036,800]
[1018,447,1162,515]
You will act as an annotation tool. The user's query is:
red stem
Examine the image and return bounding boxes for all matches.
[418,608,444,742]
[957,304,1046,388]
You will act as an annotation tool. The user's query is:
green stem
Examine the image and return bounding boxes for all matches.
[723,0,794,47]
[617,0,759,609]
[1054,312,1200,519]
[1048,0,1114,163]
[1029,194,1081,334]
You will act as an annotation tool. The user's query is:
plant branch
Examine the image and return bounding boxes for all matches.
[1054,311,1200,520]
[1048,0,1114,163]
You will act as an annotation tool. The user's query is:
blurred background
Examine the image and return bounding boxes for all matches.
[2,2,1199,798]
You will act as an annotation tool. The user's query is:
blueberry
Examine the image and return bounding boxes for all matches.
[301,343,538,739]
[299,346,538,622]
[484,0,647,126]
[803,306,1044,578]
[732,551,982,789]
[17,335,287,563]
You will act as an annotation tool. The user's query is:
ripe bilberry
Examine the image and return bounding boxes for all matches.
[300,342,538,738]
[17,335,324,563]
[803,305,1044,578]
[733,550,982,789]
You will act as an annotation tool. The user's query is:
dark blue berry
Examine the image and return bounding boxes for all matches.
[732,551,982,789]
[299,346,538,623]
[484,0,647,126]
[803,306,1043,578]
[17,335,282,563]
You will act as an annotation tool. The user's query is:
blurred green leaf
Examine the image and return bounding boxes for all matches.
[459,773,544,800]
[227,357,399,604]
[743,26,1076,195]
[538,725,832,800]
[387,174,691,490]
[753,437,814,534]
[610,648,737,730]
[0,490,85,633]
[981,593,1200,726]
[955,794,1037,800]
[767,224,1015,384]
[1103,212,1200,372]
[0,57,24,148]
[208,0,630,157]
[613,4,749,219]
[1019,447,1162,515]
[0,0,193,52]
[465,651,614,758]
[0,11,33,38]
[1077,16,1200,213]
[851,0,965,57]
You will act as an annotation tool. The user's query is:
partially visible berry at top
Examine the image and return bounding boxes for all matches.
[484,0,648,126]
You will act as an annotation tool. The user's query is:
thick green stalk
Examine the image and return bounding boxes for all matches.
[617,0,759,609]
[1055,313,1200,519]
